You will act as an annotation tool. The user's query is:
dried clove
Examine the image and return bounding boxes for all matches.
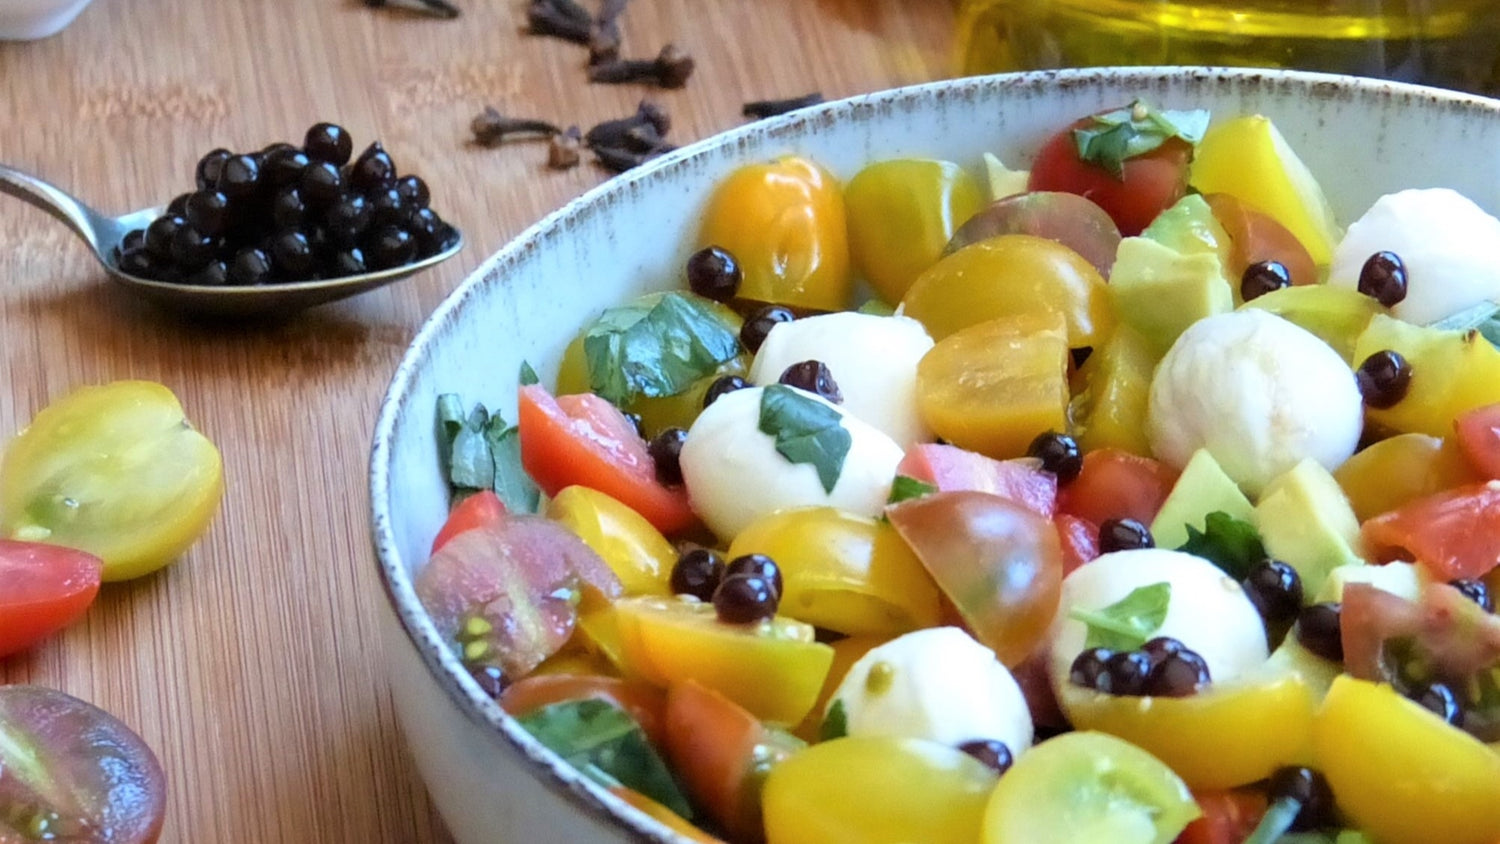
[526,0,591,44]
[743,92,825,120]
[588,0,629,65]
[548,126,583,169]
[364,0,461,18]
[592,144,672,174]
[588,43,695,88]
[471,106,562,146]
[584,101,670,150]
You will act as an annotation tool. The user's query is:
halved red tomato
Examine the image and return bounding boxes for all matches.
[1054,513,1100,575]
[1202,193,1318,288]
[501,673,667,747]
[518,385,695,535]
[1362,483,1500,580]
[1028,118,1192,237]
[896,444,1057,518]
[1454,403,1500,480]
[1056,448,1178,528]
[1175,789,1266,844]
[430,490,507,554]
[0,540,103,659]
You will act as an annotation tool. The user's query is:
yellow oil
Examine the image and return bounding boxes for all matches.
[956,0,1500,96]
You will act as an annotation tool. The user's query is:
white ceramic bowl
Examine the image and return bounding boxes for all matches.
[370,67,1500,843]
[0,0,94,39]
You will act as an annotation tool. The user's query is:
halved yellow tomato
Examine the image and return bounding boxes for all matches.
[547,486,676,596]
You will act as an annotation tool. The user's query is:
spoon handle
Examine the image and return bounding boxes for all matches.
[0,163,115,253]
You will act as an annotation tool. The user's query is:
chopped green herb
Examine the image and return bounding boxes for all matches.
[888,475,937,506]
[517,699,693,819]
[1428,301,1500,350]
[1176,511,1266,581]
[1073,99,1210,179]
[819,699,848,741]
[1069,582,1172,651]
[758,384,851,494]
[583,292,741,407]
[856,298,897,317]
[435,394,541,512]
[519,360,541,386]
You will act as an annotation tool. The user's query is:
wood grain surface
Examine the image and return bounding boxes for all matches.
[0,1,953,841]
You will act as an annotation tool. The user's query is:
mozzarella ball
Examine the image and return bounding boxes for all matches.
[1048,549,1269,696]
[1329,188,1500,325]
[748,312,934,449]
[1147,310,1362,496]
[829,626,1033,754]
[679,386,903,540]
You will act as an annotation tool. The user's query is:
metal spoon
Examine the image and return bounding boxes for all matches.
[0,164,463,319]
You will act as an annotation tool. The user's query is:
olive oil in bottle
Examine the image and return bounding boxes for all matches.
[956,0,1500,96]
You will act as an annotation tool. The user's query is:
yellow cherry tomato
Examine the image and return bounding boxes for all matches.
[1332,433,1479,522]
[762,737,996,844]
[844,159,984,303]
[1,381,223,581]
[1057,673,1317,790]
[696,156,852,311]
[901,233,1114,347]
[612,595,833,724]
[547,485,676,596]
[726,507,943,637]
[792,634,886,742]
[1313,676,1500,844]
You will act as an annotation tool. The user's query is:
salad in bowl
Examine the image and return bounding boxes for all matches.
[371,68,1500,844]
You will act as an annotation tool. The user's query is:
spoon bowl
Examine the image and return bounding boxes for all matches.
[0,163,462,319]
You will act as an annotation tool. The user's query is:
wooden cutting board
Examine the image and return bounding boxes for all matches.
[0,0,953,840]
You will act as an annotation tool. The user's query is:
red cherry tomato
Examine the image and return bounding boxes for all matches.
[1175,789,1267,844]
[1057,448,1179,528]
[1028,119,1192,237]
[430,490,508,554]
[1054,513,1101,575]
[1454,403,1500,480]
[517,385,695,535]
[0,539,104,659]
[1362,483,1500,581]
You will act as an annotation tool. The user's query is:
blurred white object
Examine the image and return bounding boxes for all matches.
[0,0,95,40]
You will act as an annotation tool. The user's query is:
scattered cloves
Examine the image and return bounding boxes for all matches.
[526,0,592,44]
[584,100,669,150]
[588,0,629,65]
[548,126,583,169]
[588,43,695,88]
[471,106,562,146]
[364,0,461,18]
[592,144,670,174]
[743,92,825,120]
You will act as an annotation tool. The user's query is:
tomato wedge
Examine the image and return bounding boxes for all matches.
[501,673,667,747]
[0,540,104,659]
[896,444,1057,518]
[1454,403,1500,480]
[1053,513,1100,575]
[1028,119,1192,237]
[1362,482,1500,580]
[1175,789,1266,844]
[1056,448,1178,528]
[517,385,695,535]
[431,490,508,554]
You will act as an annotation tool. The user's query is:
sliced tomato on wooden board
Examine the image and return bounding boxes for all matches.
[0,540,103,659]
[896,443,1057,517]
[1361,482,1500,580]
[517,385,695,535]
[1057,448,1179,528]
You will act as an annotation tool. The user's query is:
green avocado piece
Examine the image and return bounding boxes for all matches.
[1150,449,1256,551]
[1253,459,1366,600]
[1239,284,1381,363]
[1142,194,1234,269]
[1109,237,1233,357]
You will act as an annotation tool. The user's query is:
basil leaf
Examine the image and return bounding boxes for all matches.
[819,699,848,741]
[483,414,541,513]
[1073,99,1210,179]
[1176,511,1266,580]
[1069,582,1172,651]
[517,699,693,819]
[436,393,468,469]
[758,384,852,494]
[448,403,495,491]
[583,292,741,407]
[888,475,937,506]
[519,360,541,386]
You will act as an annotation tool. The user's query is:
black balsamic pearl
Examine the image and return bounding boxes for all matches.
[367,187,407,228]
[712,574,778,624]
[169,224,216,269]
[186,259,230,287]
[1449,578,1494,612]
[404,206,446,255]
[670,547,725,602]
[957,740,1014,775]
[117,246,160,279]
[185,190,231,237]
[1069,648,1113,690]
[215,154,262,200]
[1296,602,1345,663]
[121,228,146,252]
[686,245,742,302]
[1411,681,1465,727]
[228,247,273,285]
[395,174,430,208]
[195,148,233,190]
[702,374,749,409]
[779,360,843,404]
[349,141,398,192]
[469,665,507,699]
[326,247,367,278]
[1267,766,1338,831]
[1026,431,1083,483]
[166,192,193,218]
[304,122,354,166]
[1102,650,1153,696]
[740,304,795,353]
[1356,349,1412,409]
[1098,518,1154,553]
[323,193,372,245]
[649,427,688,486]
[1144,649,1211,697]
[1140,636,1185,663]
[270,186,308,230]
[1241,260,1292,302]
[364,225,416,269]
[1358,251,1408,307]
[300,161,345,208]
[725,553,783,599]
[145,214,186,259]
[1242,559,1305,628]
[262,147,312,188]
[270,230,316,278]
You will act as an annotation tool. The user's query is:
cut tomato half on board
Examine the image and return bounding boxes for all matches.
[0,539,103,659]
[517,385,696,535]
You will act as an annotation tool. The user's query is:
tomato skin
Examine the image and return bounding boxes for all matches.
[1455,403,1500,480]
[662,680,785,842]
[501,673,667,747]
[1202,192,1318,288]
[1361,482,1500,580]
[430,490,507,554]
[609,786,725,843]
[1057,448,1179,527]
[517,385,695,535]
[1028,120,1192,237]
[1054,513,1100,575]
[1175,790,1266,844]
[0,540,104,659]
[896,443,1057,518]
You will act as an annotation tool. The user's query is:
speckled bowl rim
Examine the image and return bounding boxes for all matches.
[370,65,1500,842]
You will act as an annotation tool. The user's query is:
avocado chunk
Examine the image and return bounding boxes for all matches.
[1109,237,1233,357]
[1240,284,1381,363]
[1254,459,1366,599]
[1150,448,1256,551]
[1142,194,1234,270]
[1315,560,1424,604]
